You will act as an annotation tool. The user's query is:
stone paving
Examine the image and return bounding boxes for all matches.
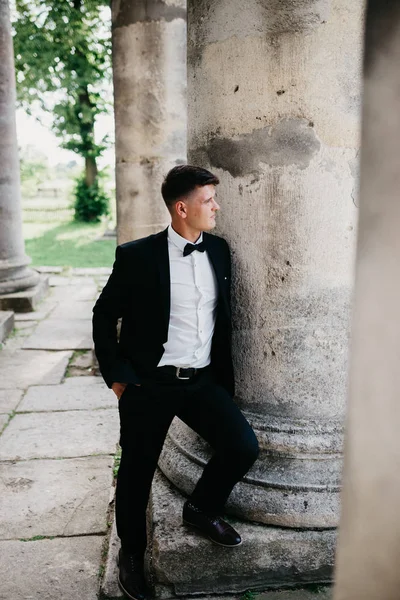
[0,268,117,600]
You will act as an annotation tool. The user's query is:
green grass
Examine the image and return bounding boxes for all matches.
[113,446,122,479]
[241,591,257,600]
[19,535,55,542]
[23,220,116,268]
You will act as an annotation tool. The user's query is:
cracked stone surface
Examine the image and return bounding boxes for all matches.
[0,536,103,600]
[49,276,96,287]
[14,320,37,331]
[72,267,112,276]
[63,376,104,386]
[0,271,116,600]
[51,301,94,320]
[36,266,63,274]
[0,350,72,389]
[50,283,98,302]
[0,414,9,432]
[18,381,114,412]
[23,319,92,350]
[0,389,23,413]
[70,349,94,366]
[0,408,119,460]
[0,456,114,539]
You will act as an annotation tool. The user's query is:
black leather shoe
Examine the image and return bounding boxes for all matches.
[182,501,242,547]
[117,549,149,600]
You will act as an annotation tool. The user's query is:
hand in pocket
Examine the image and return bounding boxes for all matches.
[112,382,127,400]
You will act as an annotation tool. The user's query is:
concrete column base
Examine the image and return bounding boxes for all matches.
[0,310,14,343]
[0,255,40,294]
[147,470,336,598]
[160,418,342,528]
[0,275,49,312]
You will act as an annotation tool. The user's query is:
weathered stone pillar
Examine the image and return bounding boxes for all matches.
[112,0,186,244]
[334,3,400,600]
[161,0,363,528]
[154,0,362,590]
[0,0,39,295]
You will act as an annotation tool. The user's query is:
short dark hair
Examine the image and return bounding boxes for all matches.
[161,165,219,208]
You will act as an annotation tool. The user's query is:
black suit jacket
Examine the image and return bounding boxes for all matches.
[92,227,235,397]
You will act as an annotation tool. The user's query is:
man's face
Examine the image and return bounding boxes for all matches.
[182,184,220,232]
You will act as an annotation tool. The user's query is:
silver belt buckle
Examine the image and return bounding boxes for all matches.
[176,366,191,380]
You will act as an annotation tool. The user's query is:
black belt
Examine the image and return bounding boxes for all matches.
[156,365,210,381]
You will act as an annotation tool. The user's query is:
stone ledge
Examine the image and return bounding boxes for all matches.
[0,310,14,343]
[148,470,336,597]
[102,509,332,600]
[0,275,49,312]
[159,428,340,528]
[101,470,335,599]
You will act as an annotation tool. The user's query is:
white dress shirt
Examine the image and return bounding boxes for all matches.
[157,225,218,368]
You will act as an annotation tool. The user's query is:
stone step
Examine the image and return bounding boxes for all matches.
[149,471,336,597]
[0,310,14,343]
[101,470,335,599]
[0,275,49,312]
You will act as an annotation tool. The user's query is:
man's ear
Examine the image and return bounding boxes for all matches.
[175,200,187,219]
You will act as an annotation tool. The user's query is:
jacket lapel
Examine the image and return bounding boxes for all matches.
[153,227,170,339]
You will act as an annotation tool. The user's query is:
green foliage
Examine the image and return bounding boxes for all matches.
[73,173,109,222]
[113,446,122,479]
[13,0,111,173]
[20,535,55,542]
[241,591,257,600]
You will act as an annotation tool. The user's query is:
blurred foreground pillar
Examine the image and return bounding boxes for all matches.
[152,0,363,594]
[334,3,400,600]
[112,0,186,244]
[0,0,39,295]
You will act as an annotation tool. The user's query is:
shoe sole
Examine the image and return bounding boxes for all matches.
[182,518,242,547]
[118,576,146,600]
[117,554,148,600]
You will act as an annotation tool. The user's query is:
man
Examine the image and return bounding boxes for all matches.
[93,165,259,600]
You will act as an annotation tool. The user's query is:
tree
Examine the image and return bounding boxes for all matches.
[13,0,111,220]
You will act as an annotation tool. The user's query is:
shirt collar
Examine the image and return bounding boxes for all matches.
[168,224,203,253]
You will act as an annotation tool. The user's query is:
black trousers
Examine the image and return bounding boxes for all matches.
[115,370,259,557]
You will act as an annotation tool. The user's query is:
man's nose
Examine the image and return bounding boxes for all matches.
[213,200,220,210]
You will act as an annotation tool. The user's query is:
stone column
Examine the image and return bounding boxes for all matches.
[159,0,362,538]
[0,0,39,295]
[112,0,187,245]
[334,3,400,600]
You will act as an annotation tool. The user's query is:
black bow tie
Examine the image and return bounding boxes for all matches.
[183,241,206,257]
